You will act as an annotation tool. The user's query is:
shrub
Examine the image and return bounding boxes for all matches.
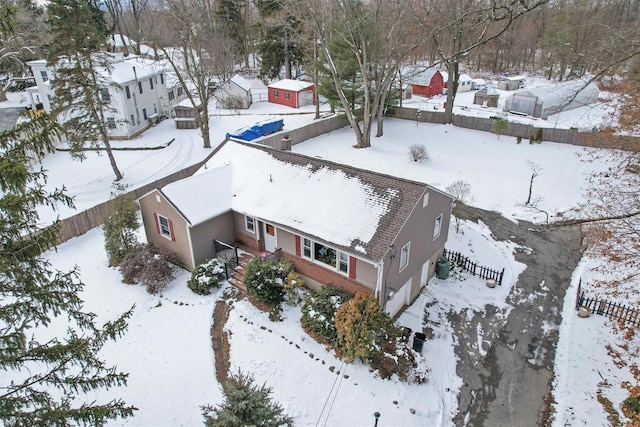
[301,285,352,344]
[516,135,522,144]
[120,244,179,294]
[409,144,429,162]
[102,183,139,266]
[535,128,544,143]
[529,134,535,144]
[623,393,640,423]
[283,271,304,305]
[492,116,509,139]
[243,258,292,305]
[188,258,226,295]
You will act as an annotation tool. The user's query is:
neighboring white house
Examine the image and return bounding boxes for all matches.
[27,52,181,139]
[214,74,252,109]
[107,34,161,60]
[458,73,473,92]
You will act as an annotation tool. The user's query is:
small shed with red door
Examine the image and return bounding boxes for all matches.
[267,79,315,108]
[408,69,445,98]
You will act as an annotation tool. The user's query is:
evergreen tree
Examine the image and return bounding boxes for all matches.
[44,0,124,181]
[102,183,139,266]
[215,0,249,67]
[0,113,136,425]
[202,370,293,427]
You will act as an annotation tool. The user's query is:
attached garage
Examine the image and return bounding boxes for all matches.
[503,79,599,118]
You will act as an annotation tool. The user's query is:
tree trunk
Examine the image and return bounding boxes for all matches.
[101,136,123,181]
[200,103,211,149]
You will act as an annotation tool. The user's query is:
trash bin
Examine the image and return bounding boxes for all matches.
[435,256,450,280]
[412,332,426,352]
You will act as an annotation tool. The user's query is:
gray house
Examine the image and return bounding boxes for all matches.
[503,79,599,118]
[137,140,453,316]
[214,74,253,109]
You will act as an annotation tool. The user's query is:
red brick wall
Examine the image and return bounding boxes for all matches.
[283,253,374,296]
[234,231,261,252]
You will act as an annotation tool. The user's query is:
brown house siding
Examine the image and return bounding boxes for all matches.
[138,190,194,269]
[233,211,260,251]
[385,189,451,293]
[190,211,235,267]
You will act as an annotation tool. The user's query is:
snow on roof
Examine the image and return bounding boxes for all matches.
[408,69,441,86]
[229,74,252,92]
[160,164,233,225]
[268,79,314,91]
[160,141,429,261]
[477,85,499,96]
[472,78,487,85]
[108,34,158,59]
[504,75,526,81]
[109,56,164,84]
[459,73,472,82]
[513,79,599,107]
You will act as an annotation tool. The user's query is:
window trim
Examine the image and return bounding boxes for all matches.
[138,81,143,94]
[245,216,255,233]
[156,214,174,240]
[399,241,411,272]
[433,213,443,240]
[301,237,350,276]
[125,85,131,99]
[40,70,48,82]
[274,89,279,97]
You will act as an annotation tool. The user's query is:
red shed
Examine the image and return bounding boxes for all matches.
[268,79,315,108]
[408,69,444,98]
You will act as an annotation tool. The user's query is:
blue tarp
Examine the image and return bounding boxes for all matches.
[226,118,284,141]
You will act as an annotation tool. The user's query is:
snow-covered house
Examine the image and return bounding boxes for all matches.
[471,78,487,90]
[214,74,252,109]
[474,85,500,108]
[137,140,453,316]
[408,69,444,97]
[27,52,173,139]
[498,75,526,91]
[502,79,599,118]
[108,33,161,60]
[267,79,315,108]
[458,73,473,92]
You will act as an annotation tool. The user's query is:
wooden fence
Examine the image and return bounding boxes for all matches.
[442,248,504,285]
[575,280,640,327]
[391,107,640,152]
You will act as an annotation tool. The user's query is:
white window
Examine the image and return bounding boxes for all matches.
[423,192,429,207]
[107,117,116,129]
[338,252,349,274]
[303,238,312,258]
[274,90,279,97]
[399,241,410,272]
[157,214,172,239]
[285,92,290,100]
[125,85,131,99]
[40,70,48,82]
[100,88,110,102]
[245,216,255,233]
[168,90,175,101]
[433,214,443,240]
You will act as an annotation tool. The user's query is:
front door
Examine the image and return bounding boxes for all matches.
[263,222,277,252]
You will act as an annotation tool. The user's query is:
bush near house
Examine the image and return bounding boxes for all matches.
[188,258,226,295]
[243,258,293,305]
[120,243,180,294]
[301,284,353,344]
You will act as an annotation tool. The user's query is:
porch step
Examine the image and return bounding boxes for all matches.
[229,252,254,293]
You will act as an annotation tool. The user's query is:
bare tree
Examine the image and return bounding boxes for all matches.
[155,0,235,149]
[525,160,542,205]
[446,180,472,233]
[287,0,425,148]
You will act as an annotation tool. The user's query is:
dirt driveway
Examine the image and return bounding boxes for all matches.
[451,203,582,426]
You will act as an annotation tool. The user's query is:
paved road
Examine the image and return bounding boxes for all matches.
[451,203,582,427]
[0,107,22,132]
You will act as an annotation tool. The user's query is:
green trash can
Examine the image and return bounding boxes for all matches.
[435,256,450,279]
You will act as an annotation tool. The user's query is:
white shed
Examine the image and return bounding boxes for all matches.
[214,74,253,109]
[502,79,599,118]
[458,73,473,92]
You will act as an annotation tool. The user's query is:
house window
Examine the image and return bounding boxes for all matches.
[149,78,154,90]
[40,70,48,82]
[143,108,148,120]
[107,117,116,129]
[274,90,279,97]
[423,192,429,207]
[338,252,349,274]
[168,90,175,101]
[177,86,183,96]
[285,92,290,100]
[156,214,173,239]
[138,82,143,94]
[153,103,157,114]
[245,216,255,233]
[399,241,411,272]
[303,238,311,258]
[433,213,443,240]
[125,85,131,99]
[100,88,110,102]
[130,114,135,126]
[160,73,164,84]
[314,242,336,267]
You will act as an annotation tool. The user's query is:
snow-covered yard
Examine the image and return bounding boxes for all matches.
[3,80,636,425]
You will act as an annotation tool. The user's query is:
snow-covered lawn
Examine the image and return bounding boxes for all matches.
[3,81,634,425]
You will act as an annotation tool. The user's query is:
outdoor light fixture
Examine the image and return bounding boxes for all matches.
[373,412,381,427]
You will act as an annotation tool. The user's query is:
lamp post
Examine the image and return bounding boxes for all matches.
[373,412,381,427]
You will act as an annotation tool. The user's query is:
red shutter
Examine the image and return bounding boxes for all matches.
[295,235,301,256]
[153,213,160,234]
[349,256,356,279]
[168,219,175,241]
